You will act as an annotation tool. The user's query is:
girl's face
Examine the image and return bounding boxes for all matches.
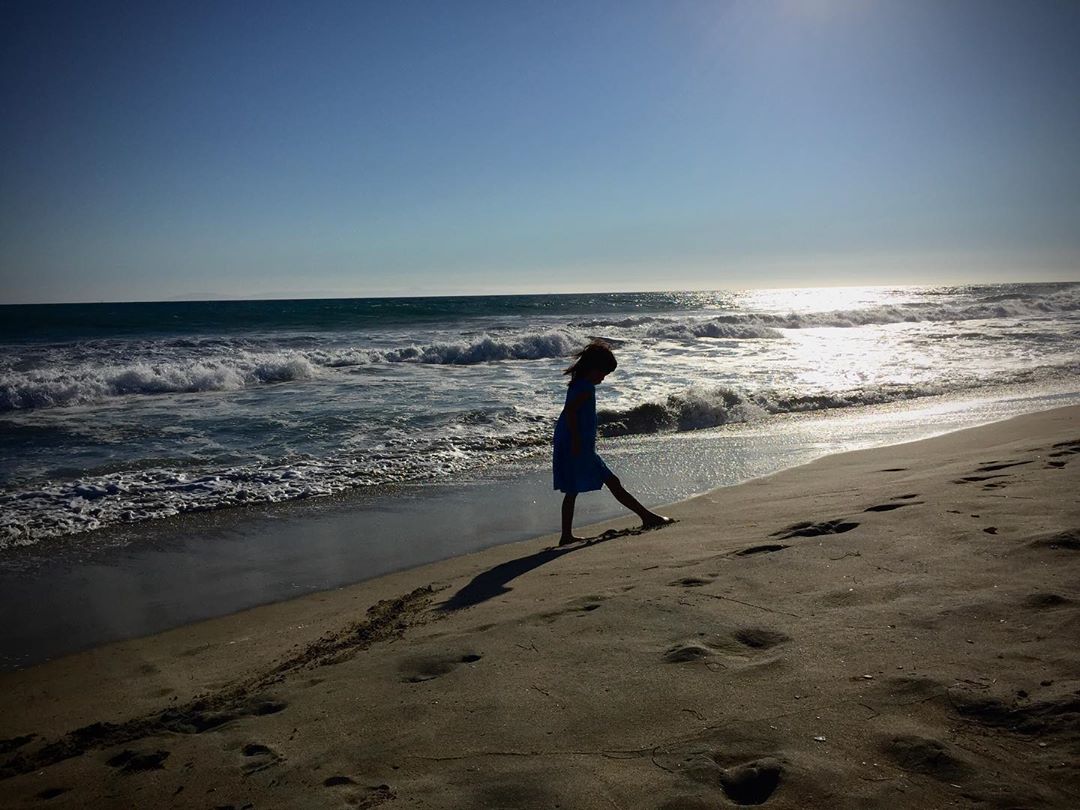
[586,369,608,385]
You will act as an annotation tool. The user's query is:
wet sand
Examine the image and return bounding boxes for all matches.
[1,406,1077,808]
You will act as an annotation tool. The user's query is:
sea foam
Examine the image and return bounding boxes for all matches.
[596,362,1080,436]
[0,354,321,410]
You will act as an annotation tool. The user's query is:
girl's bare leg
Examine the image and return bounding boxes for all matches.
[604,475,673,528]
[559,493,583,545]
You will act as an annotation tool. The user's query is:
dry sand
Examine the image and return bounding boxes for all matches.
[1,406,1078,809]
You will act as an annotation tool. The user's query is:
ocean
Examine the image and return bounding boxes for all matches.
[2,282,1079,549]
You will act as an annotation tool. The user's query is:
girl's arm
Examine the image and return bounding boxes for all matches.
[562,389,592,456]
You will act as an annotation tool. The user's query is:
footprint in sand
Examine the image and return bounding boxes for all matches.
[733,544,789,557]
[164,696,287,735]
[771,519,858,540]
[976,459,1034,472]
[669,575,716,587]
[718,758,784,805]
[1026,529,1080,551]
[732,628,790,650]
[664,643,715,664]
[863,498,924,512]
[872,675,948,703]
[1021,593,1072,609]
[664,751,785,806]
[323,778,395,807]
[399,652,483,683]
[664,627,790,665]
[36,787,70,800]
[539,596,606,622]
[880,734,972,782]
[323,775,356,786]
[106,748,170,773]
[948,687,1080,736]
[240,742,282,775]
[1046,441,1080,466]
[951,474,1007,484]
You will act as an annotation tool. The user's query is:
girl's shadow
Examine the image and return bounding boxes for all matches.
[440,525,665,611]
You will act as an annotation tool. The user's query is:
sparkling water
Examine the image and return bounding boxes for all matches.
[2,282,1078,546]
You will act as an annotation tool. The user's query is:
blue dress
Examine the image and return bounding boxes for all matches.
[553,378,613,494]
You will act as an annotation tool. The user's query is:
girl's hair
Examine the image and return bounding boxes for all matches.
[563,340,617,383]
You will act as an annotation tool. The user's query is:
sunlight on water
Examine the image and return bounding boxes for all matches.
[782,326,932,389]
[1,282,1077,545]
[733,285,903,314]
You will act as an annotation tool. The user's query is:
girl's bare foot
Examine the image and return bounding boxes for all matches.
[558,534,585,547]
[641,514,674,530]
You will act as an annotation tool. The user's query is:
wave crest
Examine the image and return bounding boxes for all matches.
[377,332,578,364]
[764,290,1080,328]
[597,363,1079,437]
[0,354,320,410]
[645,321,784,340]
[0,332,586,411]
[622,288,1080,336]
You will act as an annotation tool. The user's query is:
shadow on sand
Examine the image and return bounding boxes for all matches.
[440,524,668,611]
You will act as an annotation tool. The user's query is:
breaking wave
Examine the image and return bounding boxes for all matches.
[375,332,579,364]
[572,287,1079,342]
[611,289,1080,337]
[0,425,552,546]
[7,285,1075,413]
[597,363,1080,437]
[767,288,1076,326]
[0,332,588,411]
[645,321,784,340]
[0,354,321,411]
[4,358,1077,545]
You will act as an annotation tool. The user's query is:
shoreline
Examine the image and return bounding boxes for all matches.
[2,387,1078,671]
[1,405,1077,807]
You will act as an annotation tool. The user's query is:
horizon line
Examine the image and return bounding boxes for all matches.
[2,278,1076,307]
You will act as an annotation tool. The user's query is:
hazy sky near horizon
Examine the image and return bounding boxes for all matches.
[2,0,1079,304]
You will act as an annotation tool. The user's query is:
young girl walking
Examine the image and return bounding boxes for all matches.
[553,341,672,545]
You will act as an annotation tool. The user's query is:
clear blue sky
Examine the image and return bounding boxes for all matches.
[2,0,1078,303]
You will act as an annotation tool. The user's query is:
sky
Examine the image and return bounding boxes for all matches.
[2,0,1079,304]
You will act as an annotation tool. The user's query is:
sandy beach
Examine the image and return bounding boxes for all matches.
[1,406,1077,808]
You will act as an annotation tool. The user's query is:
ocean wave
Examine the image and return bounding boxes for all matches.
[3,286,1076,414]
[765,289,1080,327]
[0,354,320,411]
[645,321,784,340]
[624,288,1080,336]
[0,331,586,411]
[4,361,1078,545]
[0,427,551,546]
[309,331,585,366]
[375,331,579,364]
[574,314,783,339]
[572,316,666,328]
[597,363,1080,437]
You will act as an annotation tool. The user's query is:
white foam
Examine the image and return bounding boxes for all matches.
[761,288,1080,327]
[0,424,552,547]
[0,331,586,411]
[0,353,320,410]
[3,284,1078,545]
[376,331,580,364]
[645,321,784,340]
[597,362,1080,437]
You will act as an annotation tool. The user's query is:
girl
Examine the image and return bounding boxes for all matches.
[553,341,672,545]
